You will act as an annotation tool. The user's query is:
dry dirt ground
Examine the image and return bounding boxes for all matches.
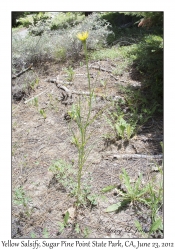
[12,58,163,239]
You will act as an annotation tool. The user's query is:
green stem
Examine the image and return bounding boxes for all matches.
[76,39,93,206]
[83,42,91,93]
[77,142,85,205]
[83,42,92,127]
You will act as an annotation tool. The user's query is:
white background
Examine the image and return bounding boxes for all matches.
[0,0,175,247]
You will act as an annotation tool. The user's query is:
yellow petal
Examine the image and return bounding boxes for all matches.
[77,31,89,42]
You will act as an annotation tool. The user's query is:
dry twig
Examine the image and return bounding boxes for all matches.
[12,64,33,79]
[24,90,47,104]
[104,154,163,160]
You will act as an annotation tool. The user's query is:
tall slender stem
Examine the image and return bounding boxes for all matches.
[75,32,93,207]
[83,41,92,128]
[83,42,91,93]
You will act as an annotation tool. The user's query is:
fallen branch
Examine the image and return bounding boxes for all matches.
[58,84,72,94]
[90,65,113,74]
[105,154,163,160]
[73,90,91,96]
[12,64,33,79]
[90,65,127,82]
[46,78,125,102]
[109,73,120,81]
[24,90,47,104]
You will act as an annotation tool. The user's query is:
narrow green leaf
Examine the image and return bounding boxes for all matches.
[126,124,131,139]
[136,188,148,198]
[134,220,143,232]
[159,220,163,231]
[150,218,162,233]
[105,202,121,212]
[122,169,132,193]
[134,175,142,191]
[64,211,69,225]
[101,185,116,193]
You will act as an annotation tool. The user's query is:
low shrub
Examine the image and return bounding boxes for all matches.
[12,12,113,72]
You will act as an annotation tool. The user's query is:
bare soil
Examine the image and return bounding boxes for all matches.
[12,58,163,239]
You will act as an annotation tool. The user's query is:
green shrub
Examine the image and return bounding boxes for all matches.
[12,32,55,70]
[50,12,84,30]
[17,15,34,27]
[17,12,50,28]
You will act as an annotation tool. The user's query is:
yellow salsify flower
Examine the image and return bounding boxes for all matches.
[76,31,89,42]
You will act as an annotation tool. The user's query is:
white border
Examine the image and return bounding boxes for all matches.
[1,0,175,247]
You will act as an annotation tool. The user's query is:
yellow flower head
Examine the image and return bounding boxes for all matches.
[77,31,89,42]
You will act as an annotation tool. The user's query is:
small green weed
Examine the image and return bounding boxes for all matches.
[135,218,162,237]
[83,227,91,238]
[64,66,75,82]
[105,167,163,237]
[58,211,70,233]
[32,97,39,108]
[49,159,75,176]
[75,223,91,238]
[30,228,50,238]
[106,169,149,213]
[39,109,47,119]
[49,159,97,207]
[105,111,135,140]
[75,223,81,234]
[13,186,31,216]
[30,78,39,90]
[101,184,116,193]
[13,186,30,208]
[86,194,98,206]
[68,103,79,121]
[115,116,135,140]
[145,167,163,228]
[49,159,77,195]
